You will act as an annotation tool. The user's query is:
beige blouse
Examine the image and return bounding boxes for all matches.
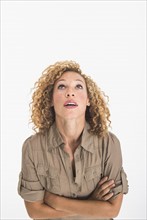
[18,122,128,220]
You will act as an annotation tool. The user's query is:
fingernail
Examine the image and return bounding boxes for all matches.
[110,180,114,184]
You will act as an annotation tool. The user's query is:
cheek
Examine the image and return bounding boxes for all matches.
[78,92,88,102]
[53,92,64,104]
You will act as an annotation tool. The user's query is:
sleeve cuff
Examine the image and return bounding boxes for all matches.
[112,168,129,198]
[18,172,45,202]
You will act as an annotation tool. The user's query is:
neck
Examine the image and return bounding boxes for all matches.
[55,117,85,147]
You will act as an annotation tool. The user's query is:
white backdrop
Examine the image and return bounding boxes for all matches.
[1,1,146,219]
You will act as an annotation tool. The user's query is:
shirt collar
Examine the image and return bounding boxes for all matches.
[47,122,95,153]
[47,123,64,150]
[80,122,95,153]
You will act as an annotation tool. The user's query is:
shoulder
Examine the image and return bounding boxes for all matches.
[22,132,47,153]
[95,131,121,155]
[107,132,120,145]
[101,131,121,147]
[101,132,122,161]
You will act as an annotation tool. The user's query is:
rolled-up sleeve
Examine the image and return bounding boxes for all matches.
[103,133,129,197]
[18,137,45,202]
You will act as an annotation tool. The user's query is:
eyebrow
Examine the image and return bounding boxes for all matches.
[56,79,85,84]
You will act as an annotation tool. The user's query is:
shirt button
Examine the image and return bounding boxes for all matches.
[72,193,77,198]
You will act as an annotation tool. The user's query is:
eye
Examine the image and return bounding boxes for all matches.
[57,84,66,90]
[76,84,83,89]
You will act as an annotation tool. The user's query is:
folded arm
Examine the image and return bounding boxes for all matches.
[24,200,76,219]
[24,176,115,219]
[44,191,123,219]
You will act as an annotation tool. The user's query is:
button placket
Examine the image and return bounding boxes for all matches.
[74,150,82,186]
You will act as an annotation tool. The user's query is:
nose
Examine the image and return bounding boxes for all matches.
[65,90,75,98]
[65,93,75,97]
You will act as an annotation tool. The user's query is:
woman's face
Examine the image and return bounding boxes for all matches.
[52,71,90,120]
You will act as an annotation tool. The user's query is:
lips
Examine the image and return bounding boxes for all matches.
[64,100,78,108]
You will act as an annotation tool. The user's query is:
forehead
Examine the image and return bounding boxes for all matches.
[57,71,85,82]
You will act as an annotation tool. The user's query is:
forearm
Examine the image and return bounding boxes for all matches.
[25,201,76,219]
[45,193,115,218]
[48,197,114,218]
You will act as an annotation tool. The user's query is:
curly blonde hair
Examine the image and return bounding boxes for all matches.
[30,60,111,137]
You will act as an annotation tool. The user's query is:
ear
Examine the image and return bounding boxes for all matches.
[86,98,90,106]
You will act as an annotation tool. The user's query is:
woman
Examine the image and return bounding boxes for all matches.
[18,60,128,220]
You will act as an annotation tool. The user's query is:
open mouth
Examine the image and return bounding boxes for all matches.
[64,103,78,107]
[64,101,78,108]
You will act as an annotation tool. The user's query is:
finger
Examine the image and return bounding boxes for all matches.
[102,192,114,201]
[98,176,108,186]
[96,189,109,199]
[98,187,111,197]
[98,180,115,192]
[97,183,115,198]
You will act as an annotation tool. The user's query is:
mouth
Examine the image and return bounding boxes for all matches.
[64,100,78,108]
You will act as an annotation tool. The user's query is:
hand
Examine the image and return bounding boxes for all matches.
[89,176,115,201]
